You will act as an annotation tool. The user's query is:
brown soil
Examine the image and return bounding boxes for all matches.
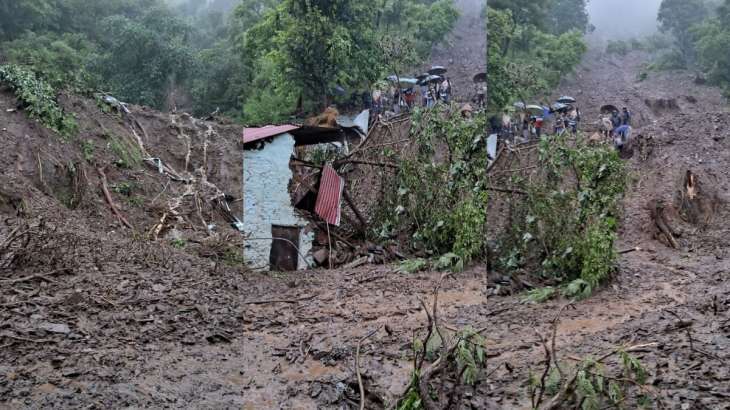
[1,46,729,410]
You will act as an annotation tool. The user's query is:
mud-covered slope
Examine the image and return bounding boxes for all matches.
[2,46,730,409]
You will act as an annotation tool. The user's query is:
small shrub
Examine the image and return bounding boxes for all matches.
[0,64,78,138]
[396,258,428,274]
[112,181,134,196]
[606,40,629,56]
[108,137,142,169]
[81,139,95,162]
[170,238,186,249]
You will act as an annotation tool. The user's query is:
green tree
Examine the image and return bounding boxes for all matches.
[544,0,589,35]
[658,0,710,64]
[3,32,99,89]
[0,0,58,41]
[93,8,196,109]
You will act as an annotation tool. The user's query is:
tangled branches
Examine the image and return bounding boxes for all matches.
[529,304,659,409]
[396,274,489,410]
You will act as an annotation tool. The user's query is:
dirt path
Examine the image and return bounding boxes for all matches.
[1,47,729,409]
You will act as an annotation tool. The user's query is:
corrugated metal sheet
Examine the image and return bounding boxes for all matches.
[243,125,300,144]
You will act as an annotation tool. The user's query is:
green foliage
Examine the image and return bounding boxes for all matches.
[170,238,186,248]
[375,104,488,262]
[108,137,142,169]
[396,258,429,274]
[3,32,99,91]
[658,0,710,64]
[0,64,78,138]
[94,10,196,109]
[111,181,134,196]
[543,0,589,35]
[486,5,587,111]
[691,1,730,95]
[81,139,95,162]
[522,286,557,303]
[497,134,627,297]
[606,40,630,56]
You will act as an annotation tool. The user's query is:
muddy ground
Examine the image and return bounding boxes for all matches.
[1,41,730,410]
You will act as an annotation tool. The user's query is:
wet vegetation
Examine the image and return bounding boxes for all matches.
[0,0,459,122]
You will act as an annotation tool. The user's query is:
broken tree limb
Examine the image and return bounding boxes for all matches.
[649,200,679,249]
[0,269,69,285]
[334,159,399,169]
[342,188,367,230]
[97,167,134,230]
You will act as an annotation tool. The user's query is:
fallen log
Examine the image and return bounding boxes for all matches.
[97,167,134,230]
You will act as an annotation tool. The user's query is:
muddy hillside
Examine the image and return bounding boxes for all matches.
[425,0,486,102]
[1,50,729,410]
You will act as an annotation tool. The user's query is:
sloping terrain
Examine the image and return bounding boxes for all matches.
[1,48,729,410]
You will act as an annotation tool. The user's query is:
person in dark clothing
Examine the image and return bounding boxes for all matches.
[489,115,501,134]
[610,110,621,131]
[620,107,631,126]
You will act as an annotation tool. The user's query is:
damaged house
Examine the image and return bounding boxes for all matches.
[241,111,371,271]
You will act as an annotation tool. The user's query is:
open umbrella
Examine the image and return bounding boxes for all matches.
[526,105,544,115]
[513,102,526,110]
[398,78,418,87]
[473,72,487,83]
[416,73,429,81]
[551,102,569,112]
[419,74,443,85]
[600,104,619,114]
[428,65,447,76]
[557,96,576,104]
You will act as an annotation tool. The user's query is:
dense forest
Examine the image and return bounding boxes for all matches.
[0,0,459,124]
[653,0,730,96]
[485,0,588,112]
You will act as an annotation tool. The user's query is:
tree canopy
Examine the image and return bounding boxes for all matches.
[0,0,460,123]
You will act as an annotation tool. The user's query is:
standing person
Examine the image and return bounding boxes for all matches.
[501,111,512,138]
[535,116,544,138]
[404,88,415,109]
[440,77,451,103]
[611,110,621,131]
[620,107,632,125]
[474,84,485,108]
[554,112,566,135]
[372,88,382,115]
[420,83,428,107]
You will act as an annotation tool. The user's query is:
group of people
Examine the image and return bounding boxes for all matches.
[371,77,452,116]
[491,101,582,142]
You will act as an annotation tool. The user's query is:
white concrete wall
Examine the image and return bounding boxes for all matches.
[243,133,313,270]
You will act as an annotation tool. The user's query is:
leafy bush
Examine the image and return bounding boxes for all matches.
[0,64,78,138]
[108,137,142,169]
[497,134,627,298]
[3,32,99,91]
[606,40,630,56]
[375,104,488,263]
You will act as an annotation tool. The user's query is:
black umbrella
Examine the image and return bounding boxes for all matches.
[557,96,576,104]
[473,72,487,83]
[416,73,429,81]
[428,66,447,76]
[600,104,619,114]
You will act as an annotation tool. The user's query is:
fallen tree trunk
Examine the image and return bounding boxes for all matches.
[97,167,134,230]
